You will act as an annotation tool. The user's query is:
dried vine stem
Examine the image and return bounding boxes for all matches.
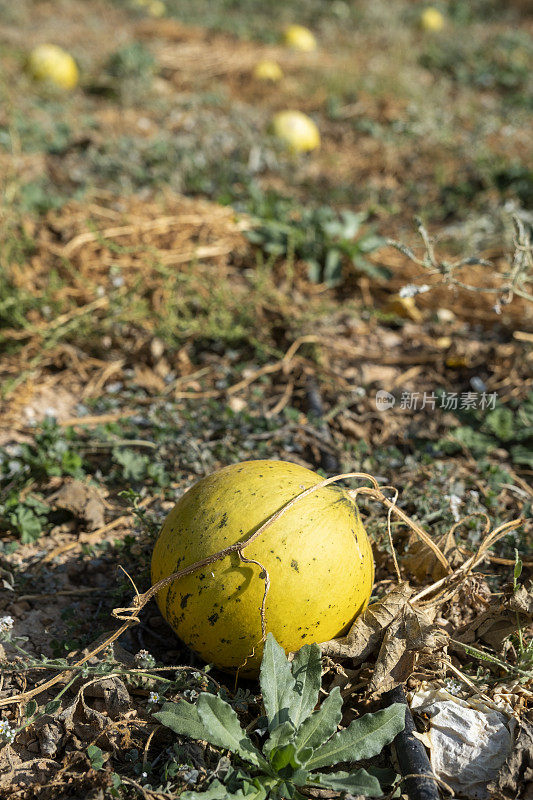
[0,472,454,708]
[412,517,523,605]
[350,486,452,574]
[388,213,533,304]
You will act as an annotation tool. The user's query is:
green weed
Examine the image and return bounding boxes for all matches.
[246,192,388,285]
[439,391,533,469]
[420,30,533,108]
[154,634,402,799]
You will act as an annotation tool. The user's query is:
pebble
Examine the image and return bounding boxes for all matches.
[9,601,30,616]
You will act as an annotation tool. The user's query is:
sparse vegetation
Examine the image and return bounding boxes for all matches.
[0,0,531,797]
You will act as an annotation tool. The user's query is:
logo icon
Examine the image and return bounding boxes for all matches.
[375,390,395,411]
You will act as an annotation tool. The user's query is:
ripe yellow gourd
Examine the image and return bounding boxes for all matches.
[283,24,317,52]
[149,0,166,15]
[151,460,374,676]
[27,44,79,90]
[420,7,445,31]
[253,60,283,82]
[271,110,320,153]
[132,0,166,14]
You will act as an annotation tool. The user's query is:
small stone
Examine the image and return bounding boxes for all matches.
[10,602,30,616]
[228,397,247,413]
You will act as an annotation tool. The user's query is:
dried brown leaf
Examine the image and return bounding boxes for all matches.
[370,619,416,695]
[488,719,533,800]
[320,583,413,661]
[510,586,533,616]
[456,584,533,651]
[369,603,447,695]
[82,676,131,719]
[35,716,64,758]
[33,690,110,757]
[321,582,447,694]
[403,529,461,583]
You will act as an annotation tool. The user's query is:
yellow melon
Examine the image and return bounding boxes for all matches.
[283,24,317,52]
[420,7,445,31]
[151,460,374,676]
[271,110,320,153]
[147,0,166,17]
[253,60,284,82]
[27,44,79,90]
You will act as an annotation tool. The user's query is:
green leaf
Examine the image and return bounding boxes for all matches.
[339,209,366,239]
[87,744,105,770]
[514,425,533,443]
[264,721,296,761]
[112,448,148,481]
[260,633,296,731]
[229,782,269,800]
[182,774,270,800]
[306,259,322,283]
[269,742,299,773]
[153,699,210,741]
[358,234,386,253]
[367,766,399,786]
[9,505,47,544]
[485,407,514,441]
[25,699,38,718]
[289,644,322,727]
[197,693,267,769]
[270,781,297,800]
[111,772,122,789]
[351,254,392,280]
[308,768,383,796]
[305,703,405,770]
[511,444,533,469]
[444,426,496,457]
[180,779,233,800]
[44,699,61,714]
[323,249,342,286]
[293,686,343,759]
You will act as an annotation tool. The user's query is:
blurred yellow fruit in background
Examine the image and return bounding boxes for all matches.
[283,24,317,52]
[131,0,165,14]
[271,110,320,153]
[420,7,445,31]
[253,60,283,82]
[147,0,166,17]
[27,44,79,90]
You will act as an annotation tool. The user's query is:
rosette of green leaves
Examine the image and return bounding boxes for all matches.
[154,633,404,799]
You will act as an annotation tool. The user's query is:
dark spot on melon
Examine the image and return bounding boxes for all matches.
[208,612,219,625]
[180,593,192,609]
[291,560,299,572]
